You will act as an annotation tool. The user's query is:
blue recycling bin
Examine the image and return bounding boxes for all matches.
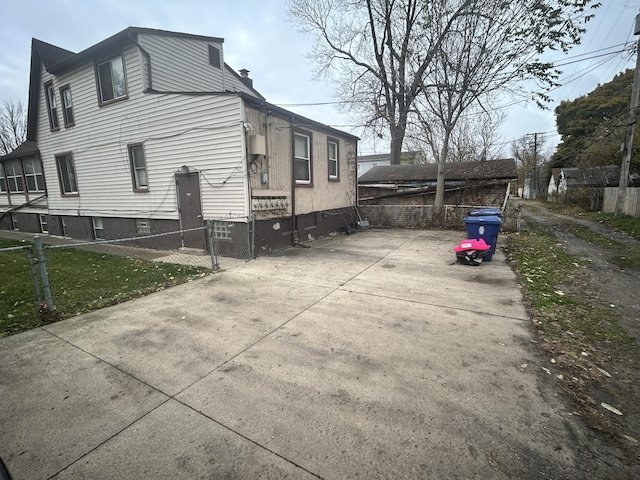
[463,215,502,262]
[468,208,502,217]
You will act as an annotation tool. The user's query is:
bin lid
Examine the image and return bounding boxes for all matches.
[468,208,502,217]
[463,216,502,225]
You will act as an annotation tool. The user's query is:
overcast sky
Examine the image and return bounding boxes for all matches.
[0,0,638,156]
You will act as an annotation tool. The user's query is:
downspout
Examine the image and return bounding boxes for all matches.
[290,114,297,245]
[128,32,153,91]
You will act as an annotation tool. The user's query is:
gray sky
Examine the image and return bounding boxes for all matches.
[0,0,638,156]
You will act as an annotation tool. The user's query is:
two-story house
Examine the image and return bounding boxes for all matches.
[0,27,359,254]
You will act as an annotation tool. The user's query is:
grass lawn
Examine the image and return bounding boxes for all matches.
[0,238,209,337]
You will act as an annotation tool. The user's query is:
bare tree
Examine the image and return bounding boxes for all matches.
[288,0,598,170]
[0,100,27,156]
[411,0,598,217]
[288,0,476,165]
[512,134,550,199]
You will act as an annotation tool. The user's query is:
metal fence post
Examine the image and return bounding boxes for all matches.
[206,220,219,270]
[249,213,255,260]
[34,235,54,310]
[26,247,42,303]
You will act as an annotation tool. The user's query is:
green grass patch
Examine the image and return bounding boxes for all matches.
[564,223,640,269]
[505,231,633,349]
[0,238,209,337]
[545,203,640,241]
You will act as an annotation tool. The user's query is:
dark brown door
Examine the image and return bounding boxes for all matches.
[175,172,205,249]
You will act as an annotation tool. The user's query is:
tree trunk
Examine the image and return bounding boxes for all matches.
[433,131,450,226]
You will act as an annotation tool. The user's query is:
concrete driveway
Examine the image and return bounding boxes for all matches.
[0,229,600,479]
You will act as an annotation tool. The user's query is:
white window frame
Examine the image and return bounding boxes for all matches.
[5,160,24,193]
[60,85,75,127]
[129,144,149,191]
[328,139,339,180]
[45,81,59,130]
[55,153,78,195]
[96,55,127,104]
[23,158,45,192]
[93,217,104,239]
[39,214,48,233]
[294,132,311,185]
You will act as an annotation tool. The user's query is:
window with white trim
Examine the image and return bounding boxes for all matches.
[39,214,48,233]
[96,55,127,103]
[5,160,24,193]
[328,139,339,180]
[93,217,104,239]
[55,153,78,195]
[294,132,311,185]
[45,81,59,130]
[0,164,6,192]
[60,85,75,127]
[129,144,149,191]
[23,158,45,192]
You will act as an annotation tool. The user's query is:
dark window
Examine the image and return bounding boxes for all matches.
[208,45,221,68]
[328,139,339,180]
[55,153,78,195]
[294,132,311,185]
[44,81,59,130]
[96,56,127,103]
[60,85,75,127]
[5,160,24,193]
[129,144,149,191]
[23,158,45,192]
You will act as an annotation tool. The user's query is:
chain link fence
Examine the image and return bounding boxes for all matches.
[0,215,255,332]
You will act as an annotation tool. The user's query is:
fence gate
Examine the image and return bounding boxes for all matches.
[208,214,255,269]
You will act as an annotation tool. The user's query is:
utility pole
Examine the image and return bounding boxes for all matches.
[615,11,640,217]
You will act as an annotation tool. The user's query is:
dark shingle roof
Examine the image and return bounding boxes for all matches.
[32,39,75,70]
[358,158,517,183]
[0,141,39,161]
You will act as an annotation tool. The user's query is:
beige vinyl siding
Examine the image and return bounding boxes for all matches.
[243,105,357,217]
[37,45,248,221]
[294,134,357,215]
[138,34,257,96]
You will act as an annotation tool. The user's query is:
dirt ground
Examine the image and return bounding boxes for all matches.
[519,203,640,469]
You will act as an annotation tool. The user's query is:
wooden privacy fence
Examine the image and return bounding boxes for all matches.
[602,188,640,217]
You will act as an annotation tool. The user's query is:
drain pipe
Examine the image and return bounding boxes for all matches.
[290,114,298,246]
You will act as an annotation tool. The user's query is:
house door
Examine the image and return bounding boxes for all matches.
[175,171,205,249]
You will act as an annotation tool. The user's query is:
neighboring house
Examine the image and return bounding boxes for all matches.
[358,159,517,206]
[547,166,620,195]
[0,27,359,254]
[547,166,620,209]
[357,151,424,178]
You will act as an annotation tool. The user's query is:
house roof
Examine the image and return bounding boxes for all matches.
[358,158,517,183]
[358,152,423,164]
[242,94,359,141]
[0,141,39,161]
[559,166,620,187]
[26,27,263,140]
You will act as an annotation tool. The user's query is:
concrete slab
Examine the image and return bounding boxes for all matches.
[53,400,317,479]
[45,274,334,396]
[0,329,167,480]
[0,229,605,479]
[177,288,576,479]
